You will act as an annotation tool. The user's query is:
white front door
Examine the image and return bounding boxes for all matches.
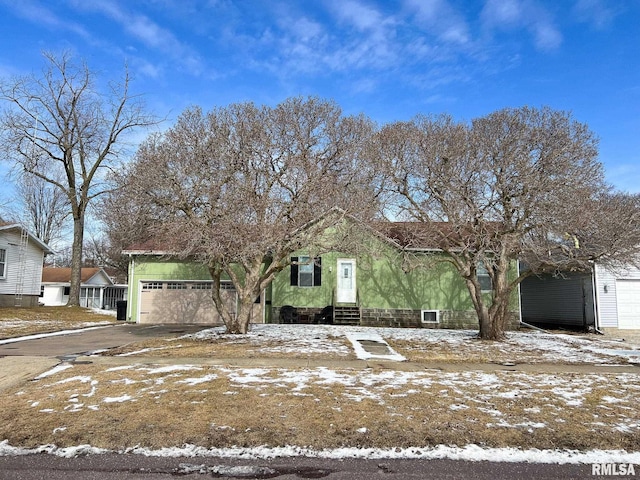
[337,259,356,304]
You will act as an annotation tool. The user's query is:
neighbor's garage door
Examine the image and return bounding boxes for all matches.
[139,281,236,324]
[616,280,640,329]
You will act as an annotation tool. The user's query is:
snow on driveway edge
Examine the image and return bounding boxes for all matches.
[1,440,639,464]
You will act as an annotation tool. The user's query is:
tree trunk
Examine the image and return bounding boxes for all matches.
[227,292,256,334]
[480,286,512,341]
[208,264,263,335]
[67,213,85,307]
[465,275,510,341]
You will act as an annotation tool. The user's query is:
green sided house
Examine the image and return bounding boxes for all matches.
[123,223,521,329]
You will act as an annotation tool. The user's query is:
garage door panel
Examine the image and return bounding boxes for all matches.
[616,280,640,329]
[139,282,236,325]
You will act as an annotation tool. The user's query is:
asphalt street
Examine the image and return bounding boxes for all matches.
[0,453,604,479]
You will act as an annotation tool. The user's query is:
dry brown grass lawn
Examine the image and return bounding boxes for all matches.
[104,335,356,360]
[0,307,117,339]
[0,362,638,452]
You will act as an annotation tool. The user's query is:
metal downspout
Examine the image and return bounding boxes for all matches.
[592,262,604,334]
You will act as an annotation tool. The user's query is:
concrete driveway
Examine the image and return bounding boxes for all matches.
[0,324,210,392]
[0,323,208,358]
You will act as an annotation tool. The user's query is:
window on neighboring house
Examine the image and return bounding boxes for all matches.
[0,248,5,278]
[290,256,322,287]
[40,286,44,297]
[477,264,492,292]
[63,286,70,296]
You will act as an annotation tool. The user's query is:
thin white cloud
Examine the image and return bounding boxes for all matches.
[0,0,90,39]
[261,0,400,75]
[572,0,618,29]
[68,0,203,75]
[332,0,384,31]
[531,21,562,50]
[405,0,470,45]
[481,0,562,51]
[482,0,523,25]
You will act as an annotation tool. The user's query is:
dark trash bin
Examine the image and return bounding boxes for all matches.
[314,305,333,324]
[116,300,127,321]
[279,305,298,324]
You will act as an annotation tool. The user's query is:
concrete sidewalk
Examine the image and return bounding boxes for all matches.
[73,353,640,374]
[2,352,639,394]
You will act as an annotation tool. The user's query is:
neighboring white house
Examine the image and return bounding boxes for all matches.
[41,267,116,309]
[521,261,640,331]
[0,223,53,307]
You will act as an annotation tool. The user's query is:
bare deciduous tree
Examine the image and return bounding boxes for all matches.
[9,172,70,247]
[0,51,158,306]
[124,97,376,333]
[376,106,639,340]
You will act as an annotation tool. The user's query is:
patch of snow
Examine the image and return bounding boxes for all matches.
[103,394,135,403]
[117,346,173,357]
[105,365,136,372]
[0,325,114,345]
[34,364,73,379]
[3,439,640,464]
[176,374,220,385]
[52,376,93,385]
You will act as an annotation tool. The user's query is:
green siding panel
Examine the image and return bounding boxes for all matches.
[272,250,474,311]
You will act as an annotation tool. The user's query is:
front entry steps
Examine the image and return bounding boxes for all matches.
[333,305,360,325]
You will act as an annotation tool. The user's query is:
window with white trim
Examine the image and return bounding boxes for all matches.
[0,249,5,278]
[290,256,322,287]
[421,310,439,323]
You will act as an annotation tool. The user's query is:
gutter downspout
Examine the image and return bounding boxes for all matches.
[127,254,134,322]
[516,261,524,329]
[592,262,604,335]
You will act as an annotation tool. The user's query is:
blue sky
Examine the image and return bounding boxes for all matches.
[0,0,639,193]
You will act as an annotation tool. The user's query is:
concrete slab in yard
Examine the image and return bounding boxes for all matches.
[0,356,60,392]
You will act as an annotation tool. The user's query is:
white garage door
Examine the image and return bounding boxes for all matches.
[616,280,640,329]
[139,281,236,325]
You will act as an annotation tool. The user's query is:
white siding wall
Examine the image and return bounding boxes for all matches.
[594,263,640,328]
[0,230,46,296]
[41,285,66,306]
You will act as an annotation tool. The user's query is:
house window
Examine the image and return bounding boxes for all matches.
[421,310,439,324]
[0,248,5,278]
[477,264,492,292]
[290,256,321,287]
[63,286,70,296]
